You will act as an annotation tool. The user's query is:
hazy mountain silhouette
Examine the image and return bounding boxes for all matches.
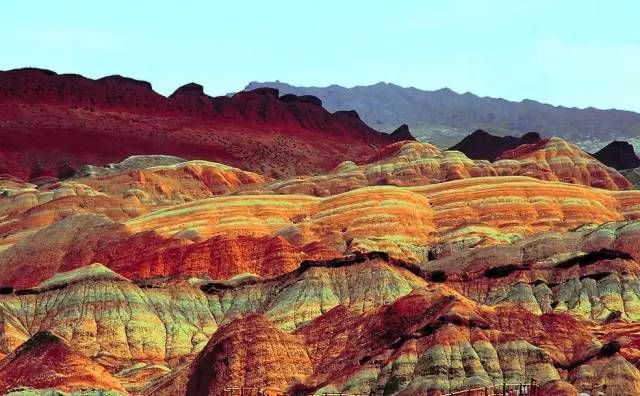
[245,81,640,151]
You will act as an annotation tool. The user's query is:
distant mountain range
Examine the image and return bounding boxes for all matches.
[245,81,640,152]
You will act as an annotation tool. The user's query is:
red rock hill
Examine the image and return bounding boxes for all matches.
[0,68,413,180]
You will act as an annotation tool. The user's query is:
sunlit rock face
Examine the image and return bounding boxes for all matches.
[495,137,633,190]
[3,176,639,290]
[148,314,314,396]
[0,249,640,394]
[0,331,127,394]
[264,138,633,196]
[0,68,413,181]
[75,160,269,206]
[2,125,640,394]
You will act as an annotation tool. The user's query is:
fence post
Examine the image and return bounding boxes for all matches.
[530,379,535,396]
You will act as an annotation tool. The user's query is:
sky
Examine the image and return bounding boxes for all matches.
[2,0,639,112]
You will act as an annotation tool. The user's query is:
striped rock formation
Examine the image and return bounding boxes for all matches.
[265,138,633,198]
[1,115,640,394]
[0,245,639,394]
[0,331,126,394]
[74,160,269,206]
[2,176,640,289]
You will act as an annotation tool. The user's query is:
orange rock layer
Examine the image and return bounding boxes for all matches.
[1,128,640,395]
[267,138,633,196]
[2,176,640,289]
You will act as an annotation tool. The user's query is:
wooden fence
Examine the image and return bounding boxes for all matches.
[445,381,539,396]
[222,387,285,396]
[222,381,538,396]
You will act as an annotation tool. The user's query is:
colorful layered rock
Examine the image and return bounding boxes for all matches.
[0,250,639,393]
[266,138,633,197]
[0,68,412,181]
[2,69,640,395]
[2,176,640,289]
[0,331,126,394]
[495,137,633,190]
[147,314,314,396]
[75,160,269,206]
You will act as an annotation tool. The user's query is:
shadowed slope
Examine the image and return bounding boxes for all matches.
[449,130,542,161]
[593,141,640,170]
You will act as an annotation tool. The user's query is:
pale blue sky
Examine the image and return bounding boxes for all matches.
[2,1,639,111]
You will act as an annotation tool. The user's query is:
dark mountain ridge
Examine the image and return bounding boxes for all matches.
[449,130,542,161]
[593,141,640,170]
[0,68,414,180]
[245,81,640,152]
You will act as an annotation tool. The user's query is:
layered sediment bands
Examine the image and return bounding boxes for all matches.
[127,177,640,250]
[293,289,591,395]
[0,258,425,368]
[1,181,117,217]
[88,234,306,281]
[0,180,148,254]
[570,354,640,395]
[425,221,640,321]
[143,279,610,395]
[0,331,126,394]
[0,196,147,253]
[1,254,639,393]
[413,177,640,243]
[0,215,129,288]
[268,142,497,196]
[124,186,434,265]
[266,139,633,196]
[75,160,268,206]
[496,137,633,190]
[184,314,313,396]
[2,178,640,288]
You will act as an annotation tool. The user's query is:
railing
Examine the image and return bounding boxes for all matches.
[314,394,367,396]
[222,387,286,396]
[446,381,539,396]
[223,390,366,396]
[222,381,538,396]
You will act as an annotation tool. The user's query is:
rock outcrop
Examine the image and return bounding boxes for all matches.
[449,130,542,161]
[1,236,640,393]
[178,314,313,396]
[593,141,640,170]
[75,155,187,177]
[2,176,640,289]
[265,138,633,196]
[494,137,634,190]
[0,331,126,394]
[2,74,640,394]
[622,168,640,188]
[0,68,413,180]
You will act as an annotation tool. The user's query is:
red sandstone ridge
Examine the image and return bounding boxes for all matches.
[146,314,313,396]
[0,331,126,394]
[0,68,414,180]
[5,67,640,396]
